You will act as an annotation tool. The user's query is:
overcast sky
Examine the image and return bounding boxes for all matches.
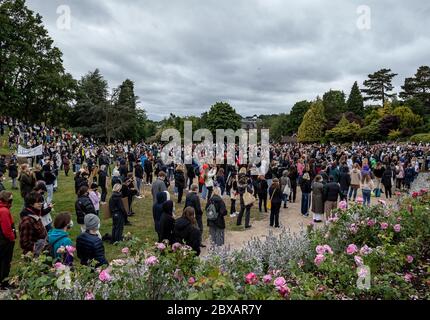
[27,0,430,121]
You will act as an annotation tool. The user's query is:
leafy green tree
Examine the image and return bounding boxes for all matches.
[0,0,76,124]
[325,115,361,143]
[347,81,364,117]
[400,66,430,112]
[298,99,326,143]
[323,90,346,119]
[392,106,423,130]
[270,114,290,141]
[115,79,139,140]
[286,100,312,134]
[358,120,382,142]
[206,102,241,133]
[362,68,398,105]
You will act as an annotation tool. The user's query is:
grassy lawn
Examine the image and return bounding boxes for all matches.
[1,132,263,275]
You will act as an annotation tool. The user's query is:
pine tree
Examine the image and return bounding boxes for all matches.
[400,66,430,112]
[347,82,364,117]
[361,68,398,105]
[298,99,327,143]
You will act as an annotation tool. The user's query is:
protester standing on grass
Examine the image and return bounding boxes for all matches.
[185,183,205,247]
[206,187,227,246]
[110,183,128,243]
[0,191,15,289]
[47,212,73,265]
[76,214,108,267]
[268,178,283,228]
[7,159,18,190]
[18,164,36,200]
[174,165,185,204]
[134,159,144,198]
[98,165,108,203]
[19,192,47,254]
[75,186,97,233]
[152,171,167,205]
[174,207,201,256]
[89,182,101,216]
[159,200,175,244]
[311,175,324,223]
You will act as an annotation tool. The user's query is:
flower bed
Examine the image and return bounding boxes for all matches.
[6,191,430,300]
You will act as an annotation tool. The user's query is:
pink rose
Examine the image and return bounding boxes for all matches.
[315,245,325,255]
[367,219,376,227]
[145,256,159,266]
[356,197,364,204]
[121,247,129,254]
[99,269,112,282]
[172,243,182,251]
[314,254,325,266]
[420,188,428,194]
[85,292,95,300]
[354,255,364,266]
[412,192,419,198]
[188,277,196,285]
[245,272,258,285]
[346,244,358,255]
[263,274,272,284]
[277,284,291,298]
[393,224,401,233]
[395,191,401,197]
[54,262,65,270]
[380,222,389,230]
[156,242,166,251]
[65,245,76,256]
[338,201,347,211]
[359,245,373,256]
[406,255,414,264]
[323,245,334,255]
[273,277,286,287]
[349,224,358,234]
[404,273,413,282]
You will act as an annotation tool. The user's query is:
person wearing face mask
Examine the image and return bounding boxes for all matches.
[76,214,107,268]
[0,191,16,289]
[47,212,74,265]
[19,191,47,254]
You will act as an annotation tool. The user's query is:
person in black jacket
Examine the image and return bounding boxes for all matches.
[159,200,175,244]
[144,157,153,185]
[185,184,204,247]
[205,187,227,246]
[338,165,351,201]
[174,207,201,256]
[236,176,254,229]
[7,160,18,190]
[74,171,89,194]
[76,214,108,268]
[257,175,269,213]
[323,176,341,219]
[300,173,312,217]
[42,159,56,204]
[153,191,168,240]
[75,186,97,233]
[134,160,144,198]
[109,183,128,243]
[98,165,108,203]
[185,164,196,190]
[381,165,394,199]
[268,178,283,227]
[174,165,185,204]
[288,166,298,203]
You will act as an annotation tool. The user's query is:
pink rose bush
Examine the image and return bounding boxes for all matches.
[314,254,325,266]
[338,200,347,211]
[380,222,389,230]
[98,269,112,282]
[393,224,401,232]
[245,272,258,285]
[406,255,414,264]
[346,244,358,255]
[145,256,159,266]
[156,242,166,251]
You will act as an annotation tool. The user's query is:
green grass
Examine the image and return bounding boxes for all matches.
[1,131,262,275]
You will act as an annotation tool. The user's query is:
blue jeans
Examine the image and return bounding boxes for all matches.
[75,164,81,172]
[135,177,142,196]
[301,193,310,215]
[348,187,358,201]
[282,193,288,207]
[201,185,207,200]
[362,189,371,206]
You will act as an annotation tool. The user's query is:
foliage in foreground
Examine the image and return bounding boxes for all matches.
[5,191,430,300]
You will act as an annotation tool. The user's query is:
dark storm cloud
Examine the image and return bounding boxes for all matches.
[26,0,430,120]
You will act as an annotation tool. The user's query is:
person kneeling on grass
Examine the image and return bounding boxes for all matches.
[76,214,108,268]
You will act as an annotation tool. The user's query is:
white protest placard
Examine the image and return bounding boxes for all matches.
[17,145,43,157]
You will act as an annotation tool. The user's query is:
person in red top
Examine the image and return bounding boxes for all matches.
[0,191,16,289]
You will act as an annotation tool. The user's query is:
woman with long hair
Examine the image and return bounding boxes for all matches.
[361,173,374,207]
[268,178,283,228]
[174,207,201,255]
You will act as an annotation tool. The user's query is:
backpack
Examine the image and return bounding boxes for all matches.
[34,235,68,258]
[206,202,218,221]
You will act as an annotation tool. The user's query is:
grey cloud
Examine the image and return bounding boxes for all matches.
[26,0,430,120]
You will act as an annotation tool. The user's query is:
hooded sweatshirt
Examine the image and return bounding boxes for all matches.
[47,228,73,259]
[153,191,167,233]
[173,217,201,256]
[159,200,175,244]
[0,201,15,242]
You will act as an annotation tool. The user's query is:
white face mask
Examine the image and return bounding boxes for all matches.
[97,223,101,230]
[68,220,74,229]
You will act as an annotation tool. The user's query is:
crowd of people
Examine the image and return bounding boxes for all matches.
[0,116,429,289]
